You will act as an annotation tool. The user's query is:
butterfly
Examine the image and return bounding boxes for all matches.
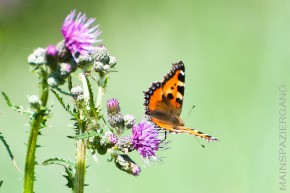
[144,61,219,142]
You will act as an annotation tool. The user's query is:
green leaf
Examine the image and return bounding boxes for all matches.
[0,180,3,187]
[64,167,75,189]
[42,157,75,189]
[51,89,73,115]
[42,157,75,168]
[86,76,99,119]
[104,76,109,89]
[1,92,31,115]
[68,130,100,139]
[68,75,73,91]
[55,87,71,96]
[86,77,95,107]
[0,132,22,173]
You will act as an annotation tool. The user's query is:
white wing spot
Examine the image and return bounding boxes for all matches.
[180,70,185,76]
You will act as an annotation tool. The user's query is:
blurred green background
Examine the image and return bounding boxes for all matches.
[0,0,289,192]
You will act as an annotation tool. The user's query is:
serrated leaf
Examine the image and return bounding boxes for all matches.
[69,130,100,139]
[68,75,73,91]
[63,167,74,189]
[51,89,73,115]
[101,116,107,124]
[42,157,75,190]
[55,87,71,96]
[0,132,22,173]
[86,76,98,118]
[1,92,31,115]
[42,157,75,168]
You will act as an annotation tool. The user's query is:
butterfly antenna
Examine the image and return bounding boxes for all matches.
[185,105,195,121]
[194,136,205,148]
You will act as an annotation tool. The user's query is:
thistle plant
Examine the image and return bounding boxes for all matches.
[2,10,165,193]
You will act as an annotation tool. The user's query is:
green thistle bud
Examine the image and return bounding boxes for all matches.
[74,53,93,68]
[93,61,104,72]
[47,76,60,87]
[28,95,42,109]
[71,86,84,101]
[114,154,141,176]
[108,56,117,67]
[28,47,46,65]
[124,114,136,129]
[107,113,124,131]
[92,45,109,63]
[117,136,133,153]
[103,64,111,71]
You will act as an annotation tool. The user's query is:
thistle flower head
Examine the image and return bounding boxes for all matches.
[28,95,42,109]
[47,76,61,87]
[124,114,136,129]
[106,98,125,133]
[107,98,121,115]
[93,61,104,72]
[60,63,74,76]
[28,47,46,65]
[92,45,109,62]
[71,85,84,101]
[117,136,133,153]
[100,131,118,148]
[108,56,117,67]
[114,154,141,176]
[131,121,161,159]
[62,10,101,56]
[46,45,58,56]
[74,53,93,68]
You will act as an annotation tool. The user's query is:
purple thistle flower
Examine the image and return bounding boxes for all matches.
[107,98,121,114]
[131,120,161,159]
[109,133,118,145]
[100,131,118,148]
[106,98,125,133]
[46,45,58,56]
[62,10,101,56]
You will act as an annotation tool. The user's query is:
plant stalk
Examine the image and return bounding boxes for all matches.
[23,69,49,193]
[74,137,87,193]
[73,72,106,193]
[74,72,89,193]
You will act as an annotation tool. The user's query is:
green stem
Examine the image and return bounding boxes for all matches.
[73,72,106,193]
[74,136,87,193]
[96,72,105,108]
[74,73,88,193]
[23,69,49,193]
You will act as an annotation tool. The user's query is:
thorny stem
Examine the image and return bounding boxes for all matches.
[74,73,88,193]
[74,124,87,193]
[23,69,49,193]
[73,72,106,193]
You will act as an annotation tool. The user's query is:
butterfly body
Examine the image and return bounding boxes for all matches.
[144,61,219,142]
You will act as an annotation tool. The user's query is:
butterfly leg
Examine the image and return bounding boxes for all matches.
[160,131,167,143]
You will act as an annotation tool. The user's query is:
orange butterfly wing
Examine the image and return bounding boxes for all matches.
[144,61,219,142]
